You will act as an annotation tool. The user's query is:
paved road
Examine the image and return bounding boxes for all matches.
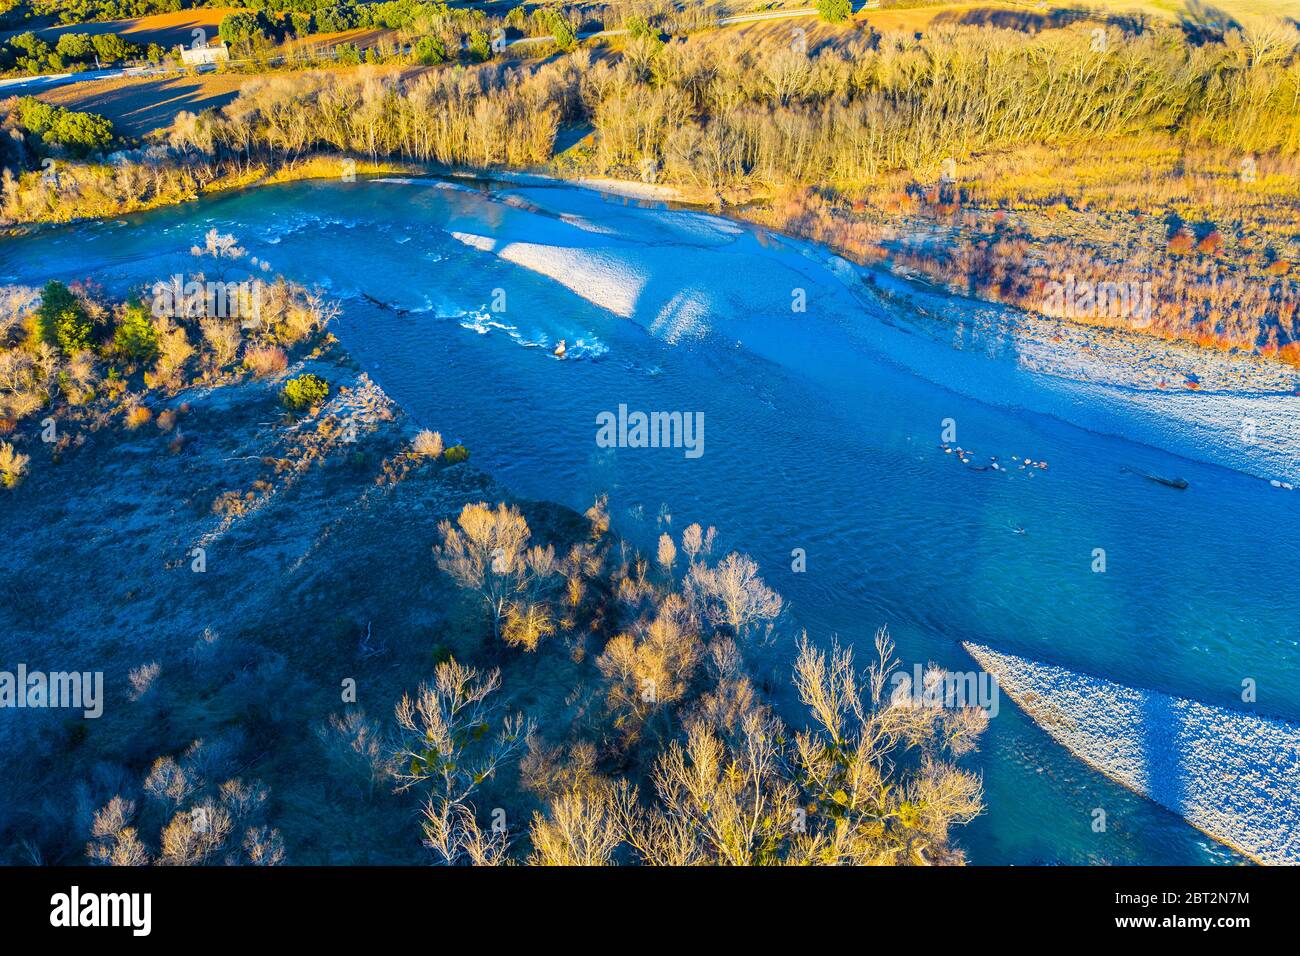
[0,64,204,94]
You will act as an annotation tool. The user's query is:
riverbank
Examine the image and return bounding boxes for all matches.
[0,153,417,233]
[6,158,1300,486]
[0,327,594,863]
[965,642,1300,865]
[0,280,986,865]
[452,166,1300,397]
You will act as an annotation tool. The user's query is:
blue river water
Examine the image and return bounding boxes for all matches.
[5,177,1297,864]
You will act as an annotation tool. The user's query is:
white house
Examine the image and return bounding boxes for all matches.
[179,42,230,66]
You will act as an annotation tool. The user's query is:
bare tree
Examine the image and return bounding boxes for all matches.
[686,551,782,638]
[679,522,716,567]
[657,532,677,580]
[596,593,702,738]
[86,797,150,866]
[392,658,533,864]
[789,629,984,864]
[318,709,392,800]
[643,712,798,865]
[528,782,636,866]
[434,501,534,638]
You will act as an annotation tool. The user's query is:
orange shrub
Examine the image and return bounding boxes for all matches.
[244,346,288,378]
[1277,342,1300,367]
[1167,230,1195,255]
[125,406,153,429]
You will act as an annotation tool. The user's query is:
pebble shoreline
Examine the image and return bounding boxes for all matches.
[965,642,1300,865]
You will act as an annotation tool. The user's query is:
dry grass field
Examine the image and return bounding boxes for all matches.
[33,72,248,136]
[3,9,240,49]
[1100,0,1300,17]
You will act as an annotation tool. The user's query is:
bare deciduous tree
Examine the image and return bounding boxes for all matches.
[393,658,533,865]
[318,709,392,800]
[789,629,985,865]
[434,501,533,638]
[86,797,150,866]
[686,551,782,638]
[529,782,636,866]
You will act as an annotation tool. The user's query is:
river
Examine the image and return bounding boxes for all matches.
[5,176,1298,864]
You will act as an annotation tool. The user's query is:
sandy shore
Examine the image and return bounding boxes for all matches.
[965,642,1300,865]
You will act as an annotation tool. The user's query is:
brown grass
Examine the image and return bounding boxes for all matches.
[243,345,288,379]
[7,9,240,49]
[34,73,249,137]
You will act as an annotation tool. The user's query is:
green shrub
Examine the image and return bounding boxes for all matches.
[315,1,358,32]
[89,33,139,63]
[281,373,329,411]
[15,97,114,156]
[55,33,94,61]
[817,0,852,24]
[467,30,491,63]
[413,35,447,65]
[113,296,159,364]
[624,14,656,40]
[219,11,261,49]
[442,444,470,464]
[547,12,576,52]
[36,280,93,354]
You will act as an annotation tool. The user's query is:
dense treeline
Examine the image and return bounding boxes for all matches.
[27,0,188,26]
[1,29,158,74]
[166,21,1300,182]
[153,17,1295,353]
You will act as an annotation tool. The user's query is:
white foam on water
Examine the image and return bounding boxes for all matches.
[373,177,478,194]
[450,231,497,254]
[436,179,1300,484]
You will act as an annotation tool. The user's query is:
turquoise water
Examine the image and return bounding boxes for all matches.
[5,178,1297,864]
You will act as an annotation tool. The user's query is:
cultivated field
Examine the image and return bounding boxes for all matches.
[32,72,248,137]
[1,9,240,49]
